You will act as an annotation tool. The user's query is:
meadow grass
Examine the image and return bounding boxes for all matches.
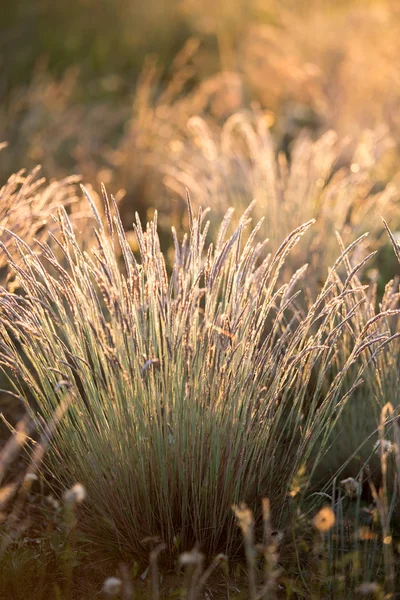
[0,186,400,598]
[0,145,81,277]
[161,112,399,286]
[4,2,400,249]
[2,4,400,593]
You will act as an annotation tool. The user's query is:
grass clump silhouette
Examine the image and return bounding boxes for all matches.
[0,185,396,564]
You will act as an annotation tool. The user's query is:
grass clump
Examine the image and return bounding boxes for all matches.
[0,146,80,278]
[0,186,397,564]
[163,112,399,288]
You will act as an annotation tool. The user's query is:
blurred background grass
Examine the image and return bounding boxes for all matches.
[1,0,399,168]
[1,0,400,259]
[1,0,399,161]
[2,0,400,309]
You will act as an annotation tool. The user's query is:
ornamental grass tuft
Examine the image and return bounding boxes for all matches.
[0,187,397,560]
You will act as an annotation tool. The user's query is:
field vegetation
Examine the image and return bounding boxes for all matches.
[2,0,400,598]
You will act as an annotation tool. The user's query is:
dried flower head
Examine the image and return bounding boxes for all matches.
[232,503,254,538]
[312,507,335,532]
[63,483,86,506]
[102,576,122,596]
[373,439,393,454]
[340,477,361,496]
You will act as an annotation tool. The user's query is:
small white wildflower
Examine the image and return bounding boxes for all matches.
[102,576,122,596]
[63,483,86,506]
[373,439,393,454]
[24,473,38,484]
[214,553,228,562]
[356,581,380,595]
[340,477,361,496]
[271,530,284,545]
[46,494,60,510]
[179,549,204,566]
